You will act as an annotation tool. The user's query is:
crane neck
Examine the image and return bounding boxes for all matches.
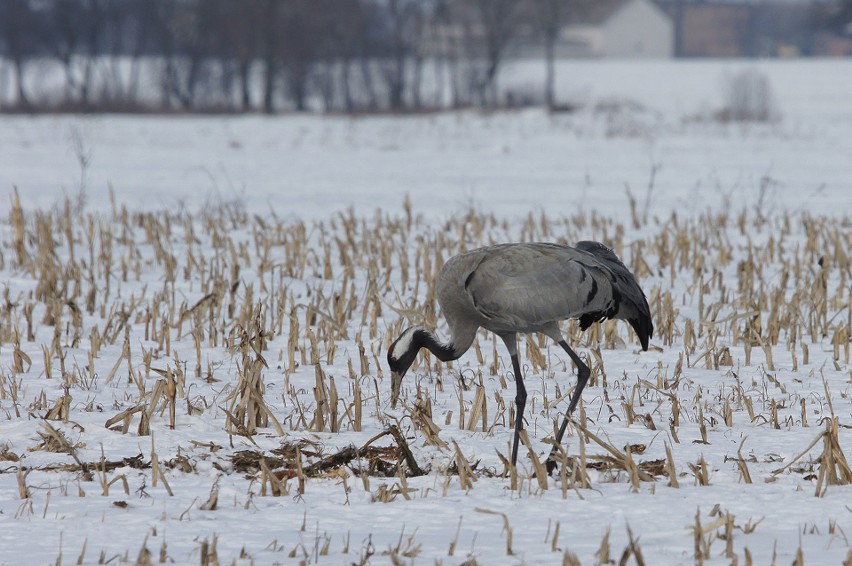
[415,328,461,362]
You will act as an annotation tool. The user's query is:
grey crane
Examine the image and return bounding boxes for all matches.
[387,241,653,472]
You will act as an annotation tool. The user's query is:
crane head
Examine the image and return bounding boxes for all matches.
[387,327,420,408]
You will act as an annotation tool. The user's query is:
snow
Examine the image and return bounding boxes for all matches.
[1,58,851,565]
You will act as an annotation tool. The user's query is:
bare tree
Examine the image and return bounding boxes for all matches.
[472,0,519,107]
[408,3,429,109]
[436,1,480,108]
[104,0,159,108]
[0,0,41,109]
[325,0,370,112]
[378,0,426,110]
[431,0,472,108]
[279,0,319,112]
[0,0,578,114]
[353,2,385,111]
[230,0,264,110]
[145,0,181,109]
[171,2,211,110]
[532,0,566,109]
[260,0,280,113]
[48,0,86,105]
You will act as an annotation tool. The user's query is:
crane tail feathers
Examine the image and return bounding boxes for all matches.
[629,315,653,351]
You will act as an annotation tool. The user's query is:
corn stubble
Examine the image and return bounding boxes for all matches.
[1,192,850,563]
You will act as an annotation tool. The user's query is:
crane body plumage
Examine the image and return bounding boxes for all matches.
[387,241,653,472]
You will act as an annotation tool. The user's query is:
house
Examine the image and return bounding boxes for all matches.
[658,1,835,58]
[528,0,676,58]
[426,0,675,60]
[593,0,675,58]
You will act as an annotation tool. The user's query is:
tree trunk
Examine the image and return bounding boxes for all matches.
[262,58,276,114]
[360,59,378,111]
[544,35,555,109]
[261,0,278,114]
[12,57,30,109]
[411,54,423,110]
[341,56,354,112]
[239,60,252,110]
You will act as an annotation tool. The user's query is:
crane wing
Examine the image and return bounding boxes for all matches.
[464,243,617,331]
[574,241,653,349]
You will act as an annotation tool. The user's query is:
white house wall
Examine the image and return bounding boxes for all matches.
[604,0,674,58]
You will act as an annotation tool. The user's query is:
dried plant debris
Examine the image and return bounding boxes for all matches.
[772,418,852,495]
[232,426,425,478]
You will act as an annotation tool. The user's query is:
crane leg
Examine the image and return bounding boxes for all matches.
[546,340,591,475]
[509,353,527,468]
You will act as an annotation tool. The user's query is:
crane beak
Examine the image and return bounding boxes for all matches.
[390,371,403,408]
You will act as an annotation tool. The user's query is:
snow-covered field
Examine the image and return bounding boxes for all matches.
[1,59,851,565]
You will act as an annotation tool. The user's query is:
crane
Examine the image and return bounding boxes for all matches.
[387,241,653,472]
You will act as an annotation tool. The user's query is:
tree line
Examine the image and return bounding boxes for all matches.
[2,0,849,114]
[0,0,575,113]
